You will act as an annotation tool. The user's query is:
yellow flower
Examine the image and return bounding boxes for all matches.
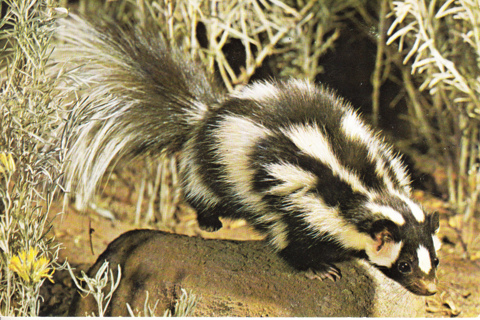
[0,153,15,174]
[8,247,55,284]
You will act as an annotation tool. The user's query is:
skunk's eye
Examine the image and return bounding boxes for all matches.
[433,257,440,268]
[398,261,412,274]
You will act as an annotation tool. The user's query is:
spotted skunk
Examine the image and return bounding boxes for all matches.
[55,14,440,296]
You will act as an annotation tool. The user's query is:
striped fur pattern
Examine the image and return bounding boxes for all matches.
[55,15,440,296]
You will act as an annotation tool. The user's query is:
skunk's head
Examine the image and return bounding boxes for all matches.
[364,200,441,296]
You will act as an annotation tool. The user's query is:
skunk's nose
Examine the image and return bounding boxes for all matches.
[413,279,438,296]
[424,282,438,295]
[418,279,438,296]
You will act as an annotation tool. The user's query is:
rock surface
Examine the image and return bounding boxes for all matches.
[69,229,425,317]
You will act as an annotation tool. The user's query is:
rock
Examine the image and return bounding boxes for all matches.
[69,229,425,317]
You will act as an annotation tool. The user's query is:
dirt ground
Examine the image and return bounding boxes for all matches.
[39,170,480,317]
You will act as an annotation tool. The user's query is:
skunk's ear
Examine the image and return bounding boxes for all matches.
[365,220,402,268]
[368,219,400,242]
[428,211,442,252]
[429,211,440,234]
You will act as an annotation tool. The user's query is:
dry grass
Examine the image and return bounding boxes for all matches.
[0,0,69,316]
[387,0,480,224]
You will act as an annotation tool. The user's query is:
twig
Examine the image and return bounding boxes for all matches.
[372,0,389,127]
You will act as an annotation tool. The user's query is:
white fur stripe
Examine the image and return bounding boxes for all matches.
[366,203,406,226]
[180,139,220,207]
[340,110,390,187]
[340,110,411,194]
[253,213,289,250]
[268,220,289,250]
[265,162,318,196]
[215,115,270,210]
[432,235,442,252]
[366,240,403,268]
[287,79,316,93]
[404,198,425,222]
[340,109,375,147]
[282,123,371,196]
[254,212,281,224]
[286,192,371,250]
[232,81,280,101]
[417,245,432,274]
[187,101,209,122]
[396,193,425,222]
[232,79,316,103]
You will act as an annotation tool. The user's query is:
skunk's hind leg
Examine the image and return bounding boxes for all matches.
[185,197,224,232]
[196,209,223,232]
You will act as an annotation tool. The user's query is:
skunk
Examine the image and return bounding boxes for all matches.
[55,14,440,296]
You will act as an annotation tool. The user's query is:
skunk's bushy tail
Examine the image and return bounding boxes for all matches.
[55,14,221,206]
